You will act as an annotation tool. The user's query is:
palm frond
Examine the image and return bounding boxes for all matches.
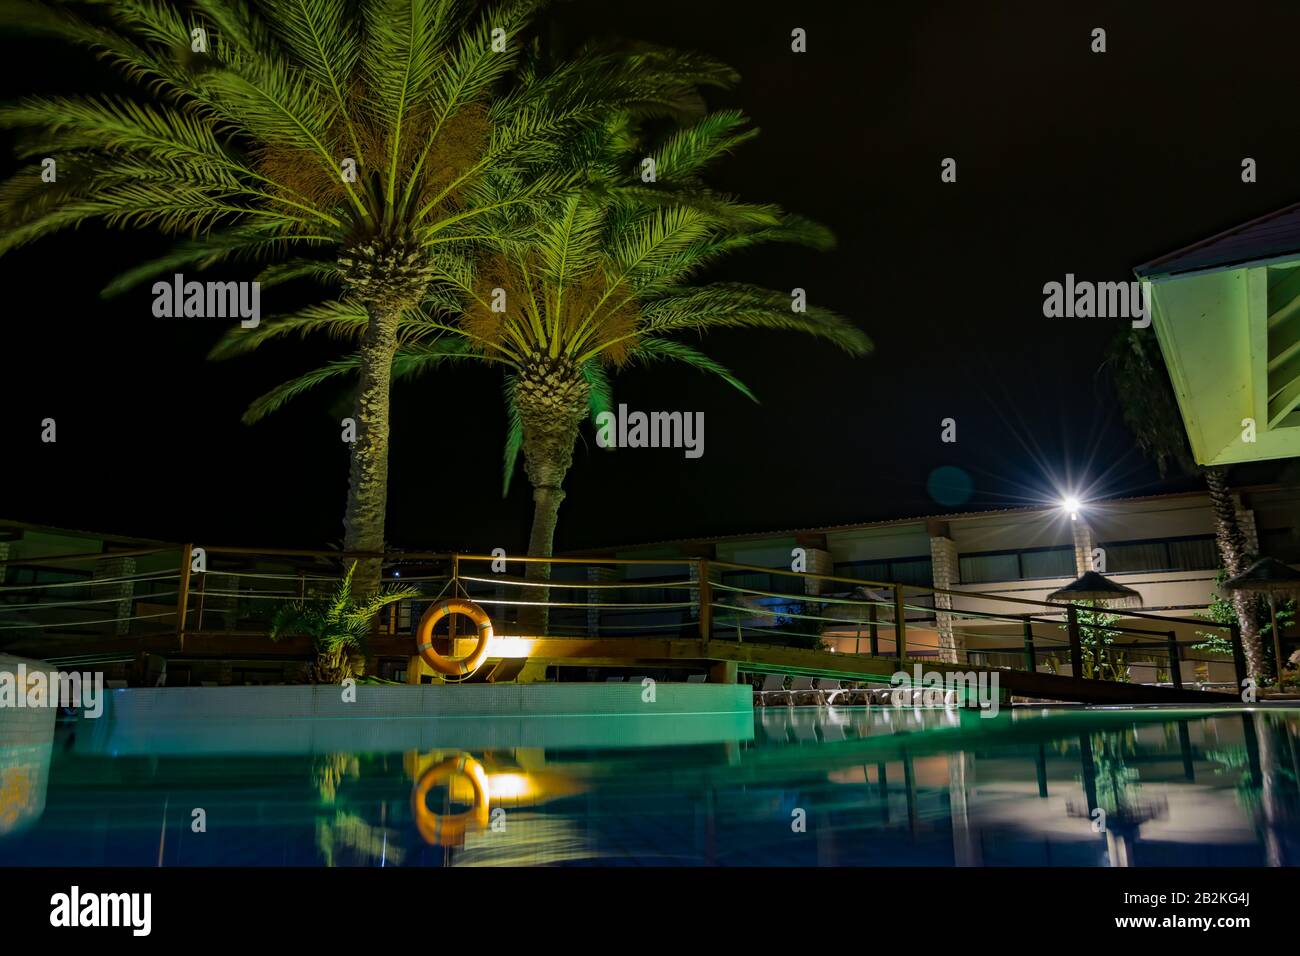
[102,227,325,297]
[628,337,757,401]
[636,283,871,356]
[501,373,523,496]
[210,299,369,360]
[242,352,369,423]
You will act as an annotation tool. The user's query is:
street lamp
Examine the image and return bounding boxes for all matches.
[1062,496,1082,521]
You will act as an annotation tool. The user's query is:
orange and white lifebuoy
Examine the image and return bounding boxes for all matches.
[416,597,494,677]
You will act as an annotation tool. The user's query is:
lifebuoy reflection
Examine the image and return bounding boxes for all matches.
[407,751,587,847]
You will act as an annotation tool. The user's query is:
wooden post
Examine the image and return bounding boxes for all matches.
[1066,605,1083,678]
[195,570,207,633]
[1230,621,1247,691]
[893,586,906,668]
[1022,616,1036,672]
[175,543,193,651]
[1166,631,1183,690]
[697,559,713,646]
[869,602,879,656]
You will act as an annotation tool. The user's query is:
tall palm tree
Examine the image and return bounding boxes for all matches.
[225,111,871,615]
[1103,327,1269,681]
[0,0,731,592]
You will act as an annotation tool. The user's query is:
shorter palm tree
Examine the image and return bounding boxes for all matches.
[270,561,416,683]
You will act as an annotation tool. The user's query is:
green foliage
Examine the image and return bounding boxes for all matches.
[1101,327,1195,479]
[1059,600,1125,681]
[237,107,872,492]
[270,562,416,675]
[1193,568,1294,669]
[0,0,735,284]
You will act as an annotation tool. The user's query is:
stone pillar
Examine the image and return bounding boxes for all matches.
[586,565,618,637]
[928,524,961,664]
[1071,520,1096,575]
[948,751,981,865]
[801,548,833,595]
[198,571,239,632]
[795,533,832,595]
[93,555,136,636]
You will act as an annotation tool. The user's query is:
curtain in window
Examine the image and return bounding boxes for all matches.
[1105,542,1168,573]
[1167,537,1218,571]
[959,552,1020,583]
[889,558,934,586]
[1020,547,1074,579]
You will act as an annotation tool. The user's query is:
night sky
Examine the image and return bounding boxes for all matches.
[3,0,1298,553]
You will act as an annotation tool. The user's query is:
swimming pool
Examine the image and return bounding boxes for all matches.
[1,705,1295,866]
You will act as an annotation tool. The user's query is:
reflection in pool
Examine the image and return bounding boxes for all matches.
[1,706,1296,866]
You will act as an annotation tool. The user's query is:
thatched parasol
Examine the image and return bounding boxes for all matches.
[1221,558,1300,682]
[1046,571,1143,608]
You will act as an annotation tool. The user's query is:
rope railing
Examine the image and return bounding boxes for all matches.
[0,546,1245,692]
[0,569,180,592]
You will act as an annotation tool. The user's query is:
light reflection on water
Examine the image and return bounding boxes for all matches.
[0,706,1296,866]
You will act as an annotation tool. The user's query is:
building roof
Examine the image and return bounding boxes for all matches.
[568,486,1278,555]
[1135,199,1300,278]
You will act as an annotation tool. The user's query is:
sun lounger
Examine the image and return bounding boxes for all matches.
[789,676,818,705]
[819,679,868,706]
[754,673,788,706]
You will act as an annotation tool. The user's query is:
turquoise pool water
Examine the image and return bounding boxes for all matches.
[1,706,1296,866]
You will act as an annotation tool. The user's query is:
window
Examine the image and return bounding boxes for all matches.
[958,546,1073,583]
[1099,535,1217,573]
[1020,547,1075,579]
[2,565,91,587]
[833,557,933,587]
[959,552,1020,583]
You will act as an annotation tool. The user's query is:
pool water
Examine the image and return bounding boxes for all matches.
[1,706,1296,866]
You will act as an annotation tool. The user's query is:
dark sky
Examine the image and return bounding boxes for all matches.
[2,0,1297,553]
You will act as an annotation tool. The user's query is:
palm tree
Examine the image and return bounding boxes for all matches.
[227,110,871,616]
[1102,327,1269,682]
[0,0,732,593]
[269,560,416,682]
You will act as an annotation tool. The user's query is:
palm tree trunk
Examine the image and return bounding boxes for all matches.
[518,482,566,634]
[1204,467,1268,681]
[527,483,566,565]
[342,304,400,596]
[514,360,587,634]
[315,645,345,684]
